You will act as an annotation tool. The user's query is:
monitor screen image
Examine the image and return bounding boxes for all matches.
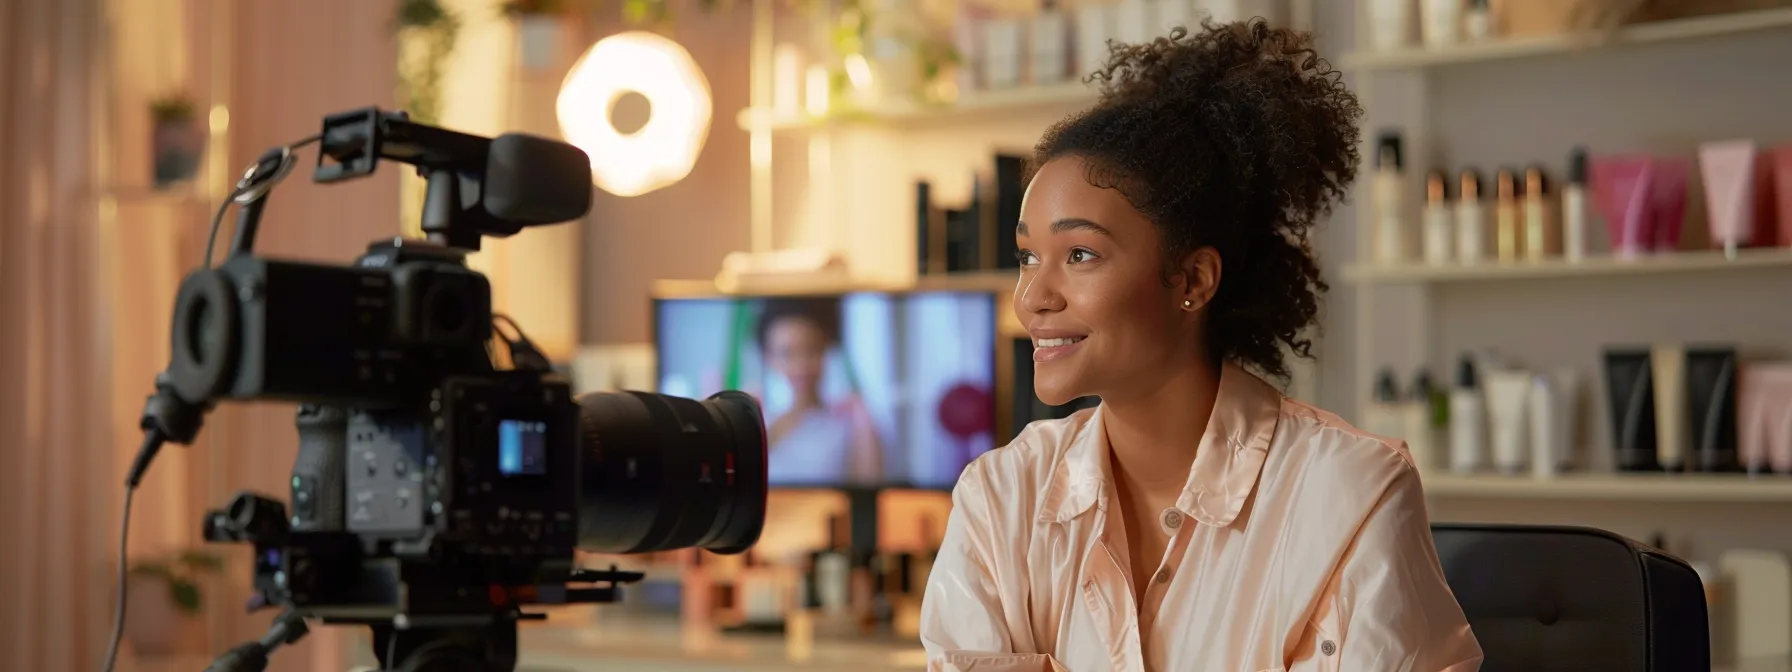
[654,291,997,490]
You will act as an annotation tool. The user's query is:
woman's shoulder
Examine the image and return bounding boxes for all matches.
[1269,397,1417,489]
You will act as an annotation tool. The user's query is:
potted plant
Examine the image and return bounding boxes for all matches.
[150,92,203,188]
[395,0,460,126]
[124,549,224,655]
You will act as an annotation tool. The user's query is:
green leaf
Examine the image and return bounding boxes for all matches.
[176,550,225,573]
[170,579,203,616]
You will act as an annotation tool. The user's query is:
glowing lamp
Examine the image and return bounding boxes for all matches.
[556,31,712,197]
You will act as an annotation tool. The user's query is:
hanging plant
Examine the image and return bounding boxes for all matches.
[129,549,226,616]
[395,0,461,126]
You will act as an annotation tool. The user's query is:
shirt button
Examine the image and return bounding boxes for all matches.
[1321,640,1337,656]
[1154,568,1172,584]
[1161,509,1183,530]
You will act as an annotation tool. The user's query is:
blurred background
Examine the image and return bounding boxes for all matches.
[3,0,1792,670]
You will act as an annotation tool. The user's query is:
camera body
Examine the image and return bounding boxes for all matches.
[195,237,581,622]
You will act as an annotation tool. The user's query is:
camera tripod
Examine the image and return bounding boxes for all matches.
[199,565,642,672]
[204,610,517,672]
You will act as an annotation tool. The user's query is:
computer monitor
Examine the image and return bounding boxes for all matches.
[654,291,998,490]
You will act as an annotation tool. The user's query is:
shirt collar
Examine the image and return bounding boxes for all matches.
[1037,362,1281,528]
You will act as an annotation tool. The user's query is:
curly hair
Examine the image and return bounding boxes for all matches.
[1030,18,1362,382]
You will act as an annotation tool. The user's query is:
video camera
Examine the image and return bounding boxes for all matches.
[114,108,768,672]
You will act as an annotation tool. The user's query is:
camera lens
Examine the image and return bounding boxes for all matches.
[575,390,766,555]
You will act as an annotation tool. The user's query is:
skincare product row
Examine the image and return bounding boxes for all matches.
[1366,0,1496,51]
[1456,354,1580,477]
[1374,139,1792,267]
[1370,353,1581,477]
[962,0,1289,94]
[1602,345,1743,473]
[916,153,1026,276]
[1373,135,1594,267]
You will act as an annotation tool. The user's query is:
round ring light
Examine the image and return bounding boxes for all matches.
[557,31,713,198]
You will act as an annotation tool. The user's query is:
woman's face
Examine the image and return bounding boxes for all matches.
[764,316,829,393]
[1015,157,1216,406]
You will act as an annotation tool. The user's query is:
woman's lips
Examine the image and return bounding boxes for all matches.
[1033,335,1086,363]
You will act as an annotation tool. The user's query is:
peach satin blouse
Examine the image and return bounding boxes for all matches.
[919,364,1482,672]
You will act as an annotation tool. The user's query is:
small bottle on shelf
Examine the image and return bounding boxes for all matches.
[1366,368,1406,442]
[1563,147,1591,263]
[1423,169,1454,266]
[1464,0,1494,41]
[1524,164,1555,262]
[1404,369,1443,473]
[1373,132,1409,265]
[1496,167,1522,263]
[1456,168,1487,264]
[1449,354,1489,474]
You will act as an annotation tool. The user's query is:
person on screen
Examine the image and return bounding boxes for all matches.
[920,20,1481,672]
[756,297,884,485]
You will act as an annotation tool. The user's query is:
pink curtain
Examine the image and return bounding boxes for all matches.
[0,0,399,670]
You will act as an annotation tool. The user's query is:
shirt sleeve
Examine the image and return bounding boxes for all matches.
[919,460,1056,671]
[1329,463,1484,671]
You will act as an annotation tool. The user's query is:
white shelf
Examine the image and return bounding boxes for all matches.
[1424,472,1792,503]
[736,81,1099,132]
[1342,7,1792,71]
[1340,248,1792,283]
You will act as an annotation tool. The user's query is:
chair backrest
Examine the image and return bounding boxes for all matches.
[1431,523,1710,672]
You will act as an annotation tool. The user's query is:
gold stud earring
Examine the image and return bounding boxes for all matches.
[1181,299,1194,310]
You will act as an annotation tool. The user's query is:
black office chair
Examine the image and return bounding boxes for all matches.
[1432,524,1711,671]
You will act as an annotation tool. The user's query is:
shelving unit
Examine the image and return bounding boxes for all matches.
[1341,248,1792,283]
[1424,472,1792,503]
[1341,6,1792,70]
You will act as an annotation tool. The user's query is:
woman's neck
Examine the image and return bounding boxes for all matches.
[1101,357,1223,495]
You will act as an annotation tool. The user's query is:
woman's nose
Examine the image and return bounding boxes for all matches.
[1017,266,1066,315]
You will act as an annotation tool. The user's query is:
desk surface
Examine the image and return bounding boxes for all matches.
[517,618,926,672]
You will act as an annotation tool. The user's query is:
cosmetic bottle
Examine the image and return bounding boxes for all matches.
[1420,0,1460,48]
[1563,147,1590,263]
[1423,170,1454,266]
[1486,367,1533,475]
[814,515,852,616]
[1528,373,1561,478]
[1464,0,1494,40]
[1496,167,1521,263]
[1367,0,1416,51]
[1686,347,1740,472]
[1449,354,1488,474]
[1030,0,1072,85]
[1456,169,1487,264]
[1367,368,1405,441]
[1373,132,1409,264]
[1404,370,1442,472]
[1604,348,1660,471]
[1524,164,1554,261]
[1652,343,1689,473]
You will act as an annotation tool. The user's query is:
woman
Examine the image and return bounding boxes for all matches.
[757,297,884,485]
[919,20,1481,672]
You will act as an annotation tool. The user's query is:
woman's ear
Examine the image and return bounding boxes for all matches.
[1179,247,1222,312]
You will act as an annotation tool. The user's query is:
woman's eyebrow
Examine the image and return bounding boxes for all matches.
[1015,218,1111,237]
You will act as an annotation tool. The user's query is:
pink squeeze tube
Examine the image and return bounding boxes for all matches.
[1594,155,1656,259]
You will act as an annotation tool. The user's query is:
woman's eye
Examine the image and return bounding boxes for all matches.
[1068,248,1096,263]
[1015,250,1039,266]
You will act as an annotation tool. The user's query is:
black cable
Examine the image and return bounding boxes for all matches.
[201,133,321,268]
[102,429,166,672]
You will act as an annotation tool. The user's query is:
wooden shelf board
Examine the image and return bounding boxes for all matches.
[1341,7,1792,70]
[1424,471,1792,503]
[737,82,1098,133]
[1340,249,1792,283]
